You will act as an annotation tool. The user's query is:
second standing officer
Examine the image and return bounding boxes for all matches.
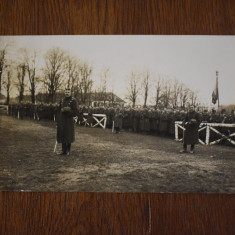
[57,86,78,155]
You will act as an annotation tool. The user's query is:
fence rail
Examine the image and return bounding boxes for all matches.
[175,121,235,146]
[82,113,107,129]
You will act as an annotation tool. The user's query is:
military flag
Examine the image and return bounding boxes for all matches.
[212,71,219,105]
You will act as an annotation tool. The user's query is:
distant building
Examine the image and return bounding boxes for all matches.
[26,91,126,107]
[90,92,126,108]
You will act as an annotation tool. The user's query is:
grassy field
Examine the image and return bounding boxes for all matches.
[0,114,234,193]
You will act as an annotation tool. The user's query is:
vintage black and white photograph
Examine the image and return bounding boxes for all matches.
[0,35,234,193]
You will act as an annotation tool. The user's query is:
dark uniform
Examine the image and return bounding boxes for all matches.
[182,109,201,153]
[87,107,93,127]
[114,107,123,133]
[57,96,77,155]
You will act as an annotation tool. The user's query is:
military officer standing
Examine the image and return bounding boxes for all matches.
[113,105,123,133]
[57,86,77,155]
[180,105,201,154]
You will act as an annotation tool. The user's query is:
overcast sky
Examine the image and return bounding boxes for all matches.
[1,35,234,106]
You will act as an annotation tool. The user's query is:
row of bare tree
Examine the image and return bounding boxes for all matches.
[0,46,95,104]
[0,45,199,108]
[127,71,199,109]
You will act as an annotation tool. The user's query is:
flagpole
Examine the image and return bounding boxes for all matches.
[216,71,220,113]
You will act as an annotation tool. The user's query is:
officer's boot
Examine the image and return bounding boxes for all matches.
[59,143,67,155]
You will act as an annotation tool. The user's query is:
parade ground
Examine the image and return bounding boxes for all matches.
[0,114,234,193]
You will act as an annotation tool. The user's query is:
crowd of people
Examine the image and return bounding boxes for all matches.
[7,101,235,136]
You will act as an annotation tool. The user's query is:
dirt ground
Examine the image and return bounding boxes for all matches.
[0,114,234,193]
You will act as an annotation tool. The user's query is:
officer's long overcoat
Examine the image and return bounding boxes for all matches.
[57,96,77,143]
[183,110,201,145]
[114,108,123,129]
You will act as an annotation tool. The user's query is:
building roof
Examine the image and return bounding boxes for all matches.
[90,92,126,103]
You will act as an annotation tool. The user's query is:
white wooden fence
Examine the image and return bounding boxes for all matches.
[38,112,107,129]
[175,121,235,146]
[82,113,107,129]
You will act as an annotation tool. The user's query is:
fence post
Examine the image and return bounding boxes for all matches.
[175,122,179,140]
[104,115,107,129]
[206,125,210,145]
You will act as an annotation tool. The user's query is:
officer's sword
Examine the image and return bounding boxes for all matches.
[53,140,57,153]
[112,121,114,133]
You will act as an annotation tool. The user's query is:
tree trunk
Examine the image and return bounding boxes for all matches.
[31,89,35,104]
[144,95,147,108]
[6,93,9,105]
[132,100,135,108]
[19,91,24,103]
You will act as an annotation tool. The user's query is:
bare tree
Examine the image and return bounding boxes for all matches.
[141,70,150,108]
[98,67,110,105]
[162,78,172,108]
[64,55,79,91]
[43,47,66,103]
[179,83,189,109]
[73,70,81,100]
[16,63,26,103]
[24,50,38,104]
[154,75,163,108]
[153,76,198,109]
[0,47,7,95]
[126,71,140,108]
[0,37,16,96]
[2,65,12,105]
[77,61,93,105]
[63,58,93,105]
[189,90,198,107]
[171,79,180,108]
[110,81,115,106]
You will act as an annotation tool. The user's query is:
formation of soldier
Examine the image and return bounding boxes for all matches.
[7,102,235,139]
[8,102,58,121]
